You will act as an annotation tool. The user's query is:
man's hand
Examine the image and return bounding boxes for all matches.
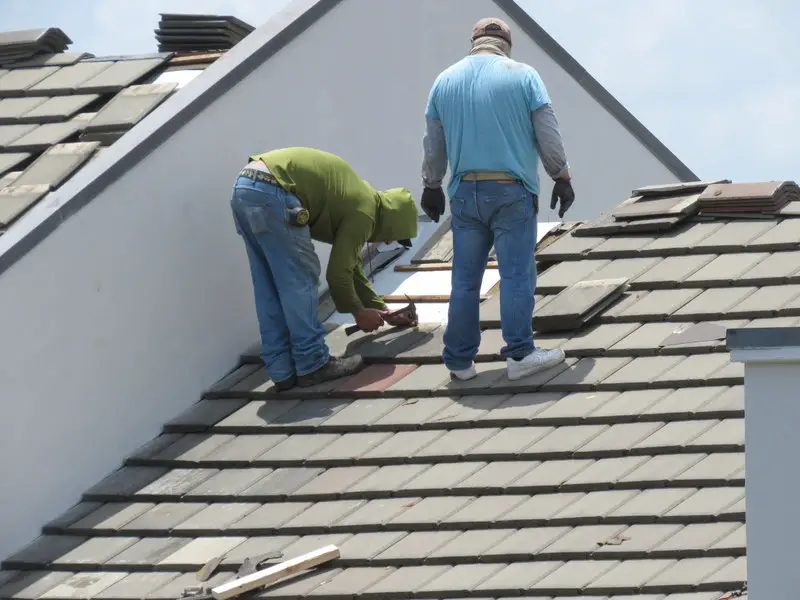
[421,187,446,223]
[550,178,575,218]
[355,308,386,333]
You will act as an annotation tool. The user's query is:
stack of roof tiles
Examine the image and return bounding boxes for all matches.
[0,178,776,599]
[155,14,255,53]
[0,29,72,66]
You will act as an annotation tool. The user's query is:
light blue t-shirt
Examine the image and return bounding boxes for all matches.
[425,54,550,198]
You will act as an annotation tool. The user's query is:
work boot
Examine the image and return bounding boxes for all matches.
[273,373,297,392]
[507,347,566,381]
[297,355,365,388]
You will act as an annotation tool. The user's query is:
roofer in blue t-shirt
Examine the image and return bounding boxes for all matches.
[420,17,576,382]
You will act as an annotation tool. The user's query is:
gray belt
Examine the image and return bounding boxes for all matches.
[239,168,281,187]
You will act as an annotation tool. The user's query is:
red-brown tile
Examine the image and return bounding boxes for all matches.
[334,364,418,393]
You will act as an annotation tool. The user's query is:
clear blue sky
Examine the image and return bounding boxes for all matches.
[2,0,797,183]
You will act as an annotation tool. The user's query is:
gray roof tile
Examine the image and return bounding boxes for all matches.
[512,459,594,490]
[405,462,486,492]
[119,502,206,531]
[360,565,447,595]
[206,434,290,463]
[413,427,499,459]
[739,249,800,282]
[455,461,539,492]
[363,430,444,460]
[476,560,564,592]
[541,524,627,556]
[644,556,735,591]
[0,66,60,96]
[11,141,99,189]
[184,468,273,499]
[417,563,507,594]
[652,522,740,554]
[258,433,341,463]
[345,464,428,495]
[171,502,258,533]
[39,572,128,599]
[150,433,235,462]
[337,531,407,561]
[642,387,730,419]
[632,254,717,288]
[308,431,393,463]
[664,488,745,519]
[376,530,459,562]
[0,96,47,123]
[674,453,745,485]
[553,490,639,522]
[564,456,649,487]
[684,252,768,285]
[69,502,154,533]
[593,523,683,556]
[589,558,677,594]
[615,289,703,320]
[94,572,179,600]
[240,467,324,499]
[134,468,217,498]
[5,114,89,152]
[156,536,246,569]
[29,61,114,94]
[0,571,74,599]
[392,496,475,526]
[228,501,310,532]
[76,57,167,93]
[536,258,610,289]
[588,388,672,420]
[50,536,138,567]
[618,454,706,485]
[530,559,619,594]
[428,528,516,560]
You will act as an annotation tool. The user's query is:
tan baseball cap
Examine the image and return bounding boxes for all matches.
[471,17,512,45]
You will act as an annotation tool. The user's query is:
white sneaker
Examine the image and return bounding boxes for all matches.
[450,364,478,381]
[507,348,566,381]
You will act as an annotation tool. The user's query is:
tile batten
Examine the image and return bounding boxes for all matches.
[727,325,800,600]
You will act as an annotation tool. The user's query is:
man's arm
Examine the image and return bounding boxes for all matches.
[531,103,570,180]
[326,213,381,315]
[524,67,570,181]
[353,261,387,311]
[422,116,448,189]
[421,81,448,189]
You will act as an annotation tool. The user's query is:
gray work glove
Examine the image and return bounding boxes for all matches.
[551,178,575,218]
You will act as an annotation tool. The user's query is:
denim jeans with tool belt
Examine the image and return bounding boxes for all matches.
[230,169,330,383]
[443,175,538,371]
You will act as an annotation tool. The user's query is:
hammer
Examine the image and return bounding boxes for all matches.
[345,299,418,336]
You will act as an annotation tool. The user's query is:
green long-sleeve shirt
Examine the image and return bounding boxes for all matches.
[250,147,418,314]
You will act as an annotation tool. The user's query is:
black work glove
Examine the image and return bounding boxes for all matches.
[550,178,575,218]
[421,186,446,223]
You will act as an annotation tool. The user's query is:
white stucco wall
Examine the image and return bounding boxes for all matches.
[0,0,687,557]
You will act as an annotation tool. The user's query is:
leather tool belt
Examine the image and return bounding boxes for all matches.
[462,171,518,182]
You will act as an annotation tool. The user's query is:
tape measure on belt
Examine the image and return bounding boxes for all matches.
[289,206,310,226]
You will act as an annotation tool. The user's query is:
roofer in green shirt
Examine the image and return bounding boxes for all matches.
[230,147,419,391]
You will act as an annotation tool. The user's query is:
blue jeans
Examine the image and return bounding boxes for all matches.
[443,180,538,370]
[230,176,330,382]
